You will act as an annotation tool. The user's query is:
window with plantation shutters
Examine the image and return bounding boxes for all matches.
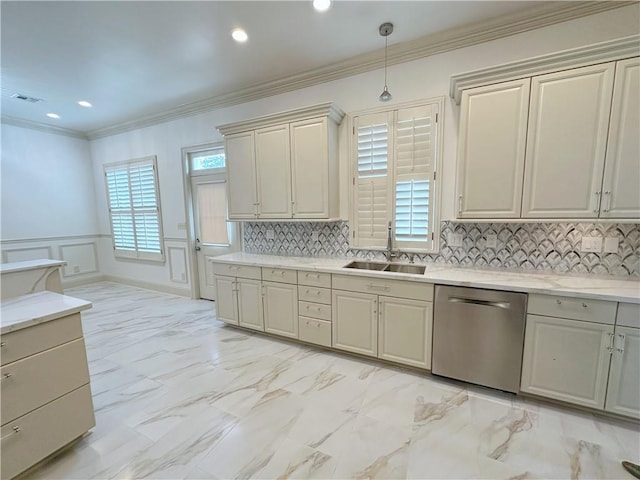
[352,101,440,252]
[104,156,164,261]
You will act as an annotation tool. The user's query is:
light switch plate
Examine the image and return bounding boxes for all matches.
[485,234,497,248]
[603,237,619,253]
[448,232,463,247]
[266,229,275,240]
[581,236,603,253]
[311,232,319,242]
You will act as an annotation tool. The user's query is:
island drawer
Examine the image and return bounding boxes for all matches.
[297,271,331,288]
[298,301,331,321]
[298,317,331,347]
[262,267,297,284]
[0,313,83,366]
[332,274,434,302]
[1,338,90,425]
[617,303,640,328]
[298,286,331,305]
[527,294,616,324]
[210,263,261,280]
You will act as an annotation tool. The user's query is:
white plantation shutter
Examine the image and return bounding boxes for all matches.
[352,102,439,251]
[354,112,392,248]
[104,156,164,261]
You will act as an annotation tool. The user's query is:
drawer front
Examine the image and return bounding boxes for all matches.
[298,317,331,348]
[298,285,332,305]
[1,384,95,480]
[210,262,261,280]
[617,303,640,328]
[298,301,331,321]
[528,294,616,324]
[332,274,434,302]
[297,270,331,288]
[1,338,90,425]
[262,267,298,284]
[0,314,83,366]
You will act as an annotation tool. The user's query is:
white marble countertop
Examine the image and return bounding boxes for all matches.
[0,258,66,274]
[210,253,640,303]
[1,291,92,334]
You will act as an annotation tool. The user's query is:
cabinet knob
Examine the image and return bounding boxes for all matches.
[1,426,21,441]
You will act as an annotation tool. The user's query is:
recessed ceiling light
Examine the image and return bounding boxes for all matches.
[78,100,92,108]
[231,28,248,43]
[46,113,60,119]
[313,0,331,12]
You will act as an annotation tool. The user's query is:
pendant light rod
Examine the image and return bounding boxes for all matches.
[379,22,393,102]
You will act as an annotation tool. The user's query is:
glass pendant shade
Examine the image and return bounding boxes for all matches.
[379,85,392,102]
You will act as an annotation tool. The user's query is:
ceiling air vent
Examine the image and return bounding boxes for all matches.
[10,93,43,103]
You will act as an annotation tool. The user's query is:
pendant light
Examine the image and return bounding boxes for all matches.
[378,22,393,102]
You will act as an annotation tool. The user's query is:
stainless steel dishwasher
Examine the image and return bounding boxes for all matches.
[432,285,527,393]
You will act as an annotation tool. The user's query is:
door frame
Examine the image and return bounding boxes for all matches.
[181,142,243,299]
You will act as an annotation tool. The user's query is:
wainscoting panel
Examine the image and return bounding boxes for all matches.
[59,242,99,277]
[2,246,53,263]
[168,246,188,284]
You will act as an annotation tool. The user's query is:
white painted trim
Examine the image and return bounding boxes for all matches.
[450,35,640,104]
[84,2,630,140]
[164,237,188,242]
[167,246,189,284]
[1,115,88,139]
[62,276,192,297]
[58,242,99,277]
[0,234,102,245]
[444,218,640,224]
[1,246,53,263]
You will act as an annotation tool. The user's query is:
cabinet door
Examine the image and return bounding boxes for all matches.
[522,63,615,218]
[237,278,264,331]
[601,58,640,219]
[456,79,530,218]
[378,297,432,369]
[332,290,377,357]
[214,276,238,325]
[263,281,298,338]
[226,131,258,219]
[255,124,292,218]
[290,117,329,218]
[605,326,640,419]
[521,314,613,409]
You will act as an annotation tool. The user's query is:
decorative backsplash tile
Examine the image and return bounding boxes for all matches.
[243,221,640,277]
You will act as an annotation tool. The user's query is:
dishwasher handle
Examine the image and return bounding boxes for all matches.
[448,297,511,310]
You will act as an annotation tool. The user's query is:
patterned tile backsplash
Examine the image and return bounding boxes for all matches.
[243,221,640,277]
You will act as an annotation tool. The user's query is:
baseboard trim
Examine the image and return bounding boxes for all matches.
[63,275,192,297]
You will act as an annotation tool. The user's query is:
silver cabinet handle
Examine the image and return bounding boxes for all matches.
[367,283,390,292]
[594,191,601,213]
[1,426,21,441]
[0,342,5,347]
[458,195,463,215]
[448,297,510,310]
[271,269,285,276]
[607,332,615,354]
[2,373,13,379]
[555,299,587,308]
[603,191,611,213]
[616,333,626,353]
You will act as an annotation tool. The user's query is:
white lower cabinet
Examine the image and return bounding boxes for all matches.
[521,314,614,409]
[332,290,378,357]
[263,281,298,339]
[237,279,264,331]
[214,275,238,325]
[378,297,433,369]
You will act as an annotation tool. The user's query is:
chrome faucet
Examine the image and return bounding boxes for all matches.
[386,221,397,261]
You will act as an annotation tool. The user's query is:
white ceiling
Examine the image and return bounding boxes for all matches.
[0,1,622,135]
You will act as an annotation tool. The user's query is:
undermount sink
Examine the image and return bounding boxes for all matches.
[343,261,426,275]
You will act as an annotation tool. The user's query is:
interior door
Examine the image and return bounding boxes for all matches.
[191,175,240,300]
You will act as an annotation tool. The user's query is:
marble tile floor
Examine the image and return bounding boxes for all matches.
[25,282,639,480]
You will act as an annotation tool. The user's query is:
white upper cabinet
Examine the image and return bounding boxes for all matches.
[600,58,640,219]
[522,62,615,218]
[218,103,344,221]
[225,131,257,219]
[255,124,292,218]
[456,79,530,218]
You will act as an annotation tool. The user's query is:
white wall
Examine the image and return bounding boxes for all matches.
[1,123,102,283]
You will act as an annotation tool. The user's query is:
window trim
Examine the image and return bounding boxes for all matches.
[348,96,444,254]
[188,142,226,177]
[103,155,165,262]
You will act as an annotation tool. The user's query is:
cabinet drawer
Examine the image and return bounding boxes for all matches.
[527,294,616,324]
[617,303,640,328]
[210,262,261,280]
[0,314,83,366]
[332,274,434,302]
[298,285,331,305]
[1,338,90,425]
[298,301,331,321]
[297,270,331,288]
[298,317,331,348]
[262,267,297,284]
[1,384,95,480]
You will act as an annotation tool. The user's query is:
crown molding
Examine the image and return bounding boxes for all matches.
[1,115,88,140]
[75,1,632,140]
[217,102,345,135]
[450,34,640,104]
